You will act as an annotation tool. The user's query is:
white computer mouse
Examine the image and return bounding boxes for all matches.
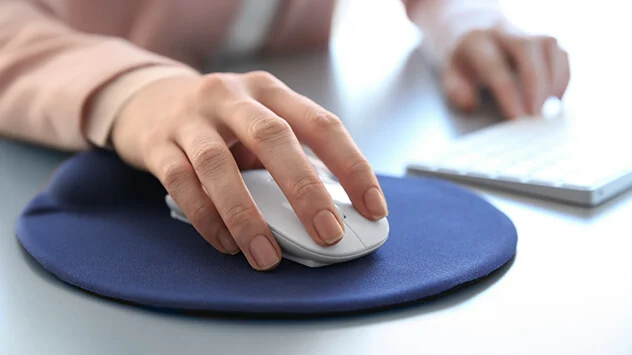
[165,169,389,267]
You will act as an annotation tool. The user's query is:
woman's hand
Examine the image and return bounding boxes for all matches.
[442,28,570,118]
[111,71,388,271]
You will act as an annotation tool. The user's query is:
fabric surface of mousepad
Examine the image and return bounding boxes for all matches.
[15,150,517,315]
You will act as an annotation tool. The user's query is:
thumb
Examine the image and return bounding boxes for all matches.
[442,64,478,113]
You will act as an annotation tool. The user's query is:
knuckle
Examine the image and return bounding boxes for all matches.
[190,141,230,175]
[223,203,257,229]
[188,201,212,226]
[248,115,292,147]
[305,110,343,133]
[246,71,283,100]
[257,84,288,102]
[343,157,373,177]
[289,174,324,201]
[247,70,277,85]
[160,160,193,190]
[197,74,233,104]
[200,73,229,93]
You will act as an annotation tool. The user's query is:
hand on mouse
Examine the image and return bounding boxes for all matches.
[442,27,570,119]
[110,71,389,271]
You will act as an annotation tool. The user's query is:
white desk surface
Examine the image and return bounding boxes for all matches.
[1,2,631,354]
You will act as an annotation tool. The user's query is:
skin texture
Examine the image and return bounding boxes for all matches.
[112,72,389,271]
[0,1,571,271]
[111,27,570,272]
[443,28,570,118]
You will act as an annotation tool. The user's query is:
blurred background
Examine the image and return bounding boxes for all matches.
[331,0,626,122]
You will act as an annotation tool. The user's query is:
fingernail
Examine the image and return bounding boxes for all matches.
[249,235,280,270]
[364,187,388,220]
[218,228,240,255]
[313,210,344,245]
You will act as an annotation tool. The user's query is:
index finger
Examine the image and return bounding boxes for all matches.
[255,79,389,221]
[174,123,282,270]
[460,34,525,118]
[496,33,549,115]
[214,95,346,247]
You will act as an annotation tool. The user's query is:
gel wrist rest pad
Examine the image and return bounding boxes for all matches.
[15,150,517,316]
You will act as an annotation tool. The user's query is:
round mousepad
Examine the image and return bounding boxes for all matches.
[15,150,517,316]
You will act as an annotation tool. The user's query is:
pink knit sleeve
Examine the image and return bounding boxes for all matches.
[402,0,511,63]
[0,1,199,151]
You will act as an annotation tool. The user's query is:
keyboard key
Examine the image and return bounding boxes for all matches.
[406,115,632,206]
[467,157,512,177]
[496,159,546,181]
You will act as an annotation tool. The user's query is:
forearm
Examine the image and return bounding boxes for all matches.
[0,1,198,151]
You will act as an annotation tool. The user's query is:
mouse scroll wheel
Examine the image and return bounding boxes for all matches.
[335,205,346,219]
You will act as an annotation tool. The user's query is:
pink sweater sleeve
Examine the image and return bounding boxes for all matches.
[403,0,510,63]
[0,1,199,151]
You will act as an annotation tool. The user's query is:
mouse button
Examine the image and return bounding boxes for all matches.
[263,203,312,243]
[277,203,364,256]
[305,227,365,257]
[322,181,352,205]
[335,205,347,220]
[336,205,390,249]
[244,175,288,205]
[352,217,390,249]
[242,170,277,191]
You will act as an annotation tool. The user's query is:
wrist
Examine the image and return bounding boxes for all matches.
[111,75,201,169]
[410,1,515,64]
[86,65,200,150]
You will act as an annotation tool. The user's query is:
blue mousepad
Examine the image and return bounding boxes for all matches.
[15,150,517,315]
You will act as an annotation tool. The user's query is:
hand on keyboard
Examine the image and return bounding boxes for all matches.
[442,27,570,120]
